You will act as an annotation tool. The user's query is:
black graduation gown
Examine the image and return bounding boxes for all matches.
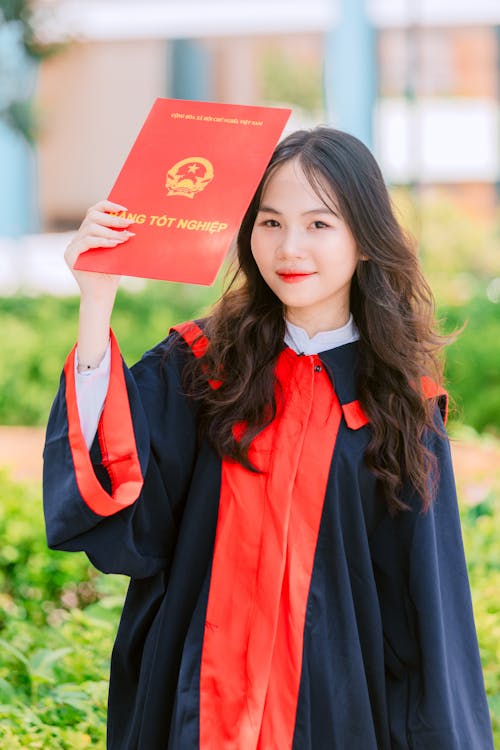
[43,323,494,750]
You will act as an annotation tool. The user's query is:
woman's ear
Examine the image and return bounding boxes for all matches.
[358,250,369,261]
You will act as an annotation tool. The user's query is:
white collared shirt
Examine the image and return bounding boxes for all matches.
[284,314,359,355]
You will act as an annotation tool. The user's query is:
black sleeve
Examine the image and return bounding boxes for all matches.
[43,332,198,579]
[371,409,494,749]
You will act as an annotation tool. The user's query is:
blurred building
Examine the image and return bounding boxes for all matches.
[5,0,500,231]
[376,20,499,220]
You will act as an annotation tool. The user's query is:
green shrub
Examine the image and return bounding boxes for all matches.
[0,281,219,425]
[441,296,500,434]
[0,470,127,746]
[461,495,500,744]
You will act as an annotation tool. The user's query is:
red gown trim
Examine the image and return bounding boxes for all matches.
[172,320,210,358]
[421,375,449,424]
[199,349,342,749]
[342,399,370,429]
[172,323,342,749]
[341,378,448,431]
[171,321,222,389]
[63,330,143,516]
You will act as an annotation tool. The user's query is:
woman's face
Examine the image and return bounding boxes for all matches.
[251,158,360,337]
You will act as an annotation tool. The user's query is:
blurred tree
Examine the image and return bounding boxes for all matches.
[260,48,323,114]
[0,0,66,234]
[391,188,500,305]
[0,0,63,143]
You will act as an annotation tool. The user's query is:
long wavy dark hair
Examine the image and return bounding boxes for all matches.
[182,127,445,514]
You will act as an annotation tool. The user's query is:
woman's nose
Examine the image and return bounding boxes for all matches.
[275,229,306,259]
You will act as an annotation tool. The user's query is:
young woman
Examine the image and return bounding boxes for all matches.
[43,128,494,749]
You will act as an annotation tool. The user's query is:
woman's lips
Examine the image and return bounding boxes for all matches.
[277,272,315,283]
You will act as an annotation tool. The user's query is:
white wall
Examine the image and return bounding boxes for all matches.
[375,98,499,183]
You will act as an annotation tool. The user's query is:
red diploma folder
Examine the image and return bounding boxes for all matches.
[75,98,291,285]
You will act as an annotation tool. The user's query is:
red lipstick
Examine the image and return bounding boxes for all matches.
[277,272,315,283]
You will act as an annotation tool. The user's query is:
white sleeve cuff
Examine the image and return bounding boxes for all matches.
[74,342,111,449]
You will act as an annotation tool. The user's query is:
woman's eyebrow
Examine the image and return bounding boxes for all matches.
[302,207,340,217]
[258,204,340,217]
[257,205,281,214]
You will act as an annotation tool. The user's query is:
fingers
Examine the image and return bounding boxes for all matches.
[65,200,138,271]
[92,199,128,213]
[63,202,133,300]
[92,211,135,229]
[65,230,131,265]
[84,203,134,230]
[74,235,132,253]
[81,222,134,242]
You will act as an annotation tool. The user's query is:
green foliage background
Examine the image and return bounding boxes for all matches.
[0,472,125,748]
[0,283,498,435]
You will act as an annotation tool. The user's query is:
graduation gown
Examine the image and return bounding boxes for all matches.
[43,321,494,750]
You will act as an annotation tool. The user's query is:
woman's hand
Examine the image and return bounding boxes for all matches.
[65,200,135,369]
[65,199,134,303]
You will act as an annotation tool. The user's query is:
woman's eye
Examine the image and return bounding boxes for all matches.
[263,219,280,228]
[312,220,329,229]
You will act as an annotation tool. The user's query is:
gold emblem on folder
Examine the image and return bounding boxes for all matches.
[166,157,214,198]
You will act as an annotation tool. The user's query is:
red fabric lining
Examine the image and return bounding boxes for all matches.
[171,322,222,389]
[342,399,369,429]
[199,350,342,749]
[342,376,449,431]
[172,321,209,359]
[63,330,143,516]
[421,375,449,425]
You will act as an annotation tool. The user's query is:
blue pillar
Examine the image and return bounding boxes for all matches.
[170,39,213,101]
[0,122,38,236]
[0,21,39,236]
[324,0,376,148]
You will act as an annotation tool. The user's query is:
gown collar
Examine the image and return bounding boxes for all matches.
[282,319,362,407]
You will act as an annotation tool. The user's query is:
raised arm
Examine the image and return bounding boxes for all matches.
[64,199,135,370]
[43,203,199,579]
